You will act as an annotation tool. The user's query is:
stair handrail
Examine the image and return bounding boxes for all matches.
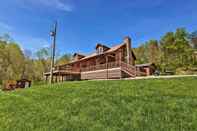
[120,62,136,76]
[121,62,147,76]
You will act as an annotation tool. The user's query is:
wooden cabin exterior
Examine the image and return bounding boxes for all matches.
[44,36,147,82]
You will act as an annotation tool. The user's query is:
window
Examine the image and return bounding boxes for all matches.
[97,47,103,54]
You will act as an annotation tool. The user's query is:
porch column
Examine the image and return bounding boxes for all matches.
[95,57,99,71]
[58,75,60,82]
[119,49,122,65]
[55,75,58,83]
[96,57,99,65]
[119,50,122,79]
[45,75,48,82]
[87,60,90,71]
[106,55,109,79]
[79,63,81,72]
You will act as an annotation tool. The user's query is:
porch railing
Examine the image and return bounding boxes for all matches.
[54,61,147,76]
[80,62,121,72]
[54,66,80,73]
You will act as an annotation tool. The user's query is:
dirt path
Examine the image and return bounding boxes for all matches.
[125,75,197,80]
[90,75,197,81]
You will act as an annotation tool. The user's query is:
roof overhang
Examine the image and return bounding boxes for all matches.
[56,43,126,67]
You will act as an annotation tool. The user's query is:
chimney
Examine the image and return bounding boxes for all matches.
[124,36,133,65]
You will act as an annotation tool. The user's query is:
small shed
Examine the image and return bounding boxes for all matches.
[2,79,31,91]
[16,79,31,88]
[136,63,157,76]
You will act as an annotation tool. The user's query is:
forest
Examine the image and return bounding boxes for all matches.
[0,28,196,84]
[0,35,71,84]
[134,28,197,74]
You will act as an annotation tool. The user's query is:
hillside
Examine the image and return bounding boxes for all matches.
[0,77,197,131]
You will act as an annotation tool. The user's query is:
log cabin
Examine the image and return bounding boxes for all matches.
[44,36,153,82]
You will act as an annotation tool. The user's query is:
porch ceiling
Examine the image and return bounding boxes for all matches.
[44,70,80,76]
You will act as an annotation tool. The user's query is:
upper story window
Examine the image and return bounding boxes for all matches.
[96,44,109,55]
[97,46,104,54]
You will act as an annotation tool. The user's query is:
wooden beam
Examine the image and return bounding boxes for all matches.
[61,75,64,82]
[108,54,115,58]
[106,56,108,79]
[55,75,58,83]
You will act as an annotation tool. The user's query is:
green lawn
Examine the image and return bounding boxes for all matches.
[0,77,197,131]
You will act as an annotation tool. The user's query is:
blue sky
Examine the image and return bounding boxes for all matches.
[0,0,196,55]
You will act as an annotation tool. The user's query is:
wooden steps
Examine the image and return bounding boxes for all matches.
[121,62,136,77]
[121,62,146,77]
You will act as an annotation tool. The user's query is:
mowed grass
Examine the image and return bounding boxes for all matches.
[0,77,197,131]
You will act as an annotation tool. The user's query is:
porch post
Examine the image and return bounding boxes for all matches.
[79,63,81,72]
[119,49,122,65]
[106,55,109,79]
[62,75,64,82]
[45,75,47,82]
[87,60,90,71]
[119,50,122,79]
[55,75,58,83]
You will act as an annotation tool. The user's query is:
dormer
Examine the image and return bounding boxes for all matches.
[73,53,85,61]
[96,44,109,55]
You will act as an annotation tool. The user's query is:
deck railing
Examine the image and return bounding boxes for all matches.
[54,61,147,76]
[54,66,80,72]
[120,62,136,76]
[80,61,121,72]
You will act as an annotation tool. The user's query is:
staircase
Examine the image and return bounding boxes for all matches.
[121,62,146,77]
[121,62,136,77]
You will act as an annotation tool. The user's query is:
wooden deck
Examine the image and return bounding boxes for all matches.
[44,36,145,82]
[44,61,146,82]
[81,62,120,72]
[81,67,122,80]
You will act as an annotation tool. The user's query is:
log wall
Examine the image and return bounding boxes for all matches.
[81,68,121,80]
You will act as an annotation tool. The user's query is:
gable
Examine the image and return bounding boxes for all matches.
[96,43,110,54]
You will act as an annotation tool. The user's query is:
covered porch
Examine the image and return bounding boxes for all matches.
[44,70,81,82]
[44,51,124,82]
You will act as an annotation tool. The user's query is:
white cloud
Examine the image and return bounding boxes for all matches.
[15,36,51,58]
[127,0,164,9]
[0,22,13,31]
[20,37,50,51]
[19,0,74,12]
[8,31,50,51]
[53,0,74,12]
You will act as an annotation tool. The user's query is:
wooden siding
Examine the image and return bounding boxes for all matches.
[81,68,121,80]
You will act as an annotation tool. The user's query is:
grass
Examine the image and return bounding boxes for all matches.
[0,77,197,131]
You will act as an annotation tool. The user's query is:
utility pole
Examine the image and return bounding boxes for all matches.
[49,21,57,84]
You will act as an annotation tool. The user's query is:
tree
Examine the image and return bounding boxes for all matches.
[35,47,51,71]
[146,40,160,64]
[0,34,14,43]
[188,31,197,49]
[36,47,51,60]
[56,53,72,65]
[0,40,25,81]
[134,40,160,65]
[160,28,193,70]
[32,47,51,80]
[0,40,7,83]
[133,44,148,64]
[160,32,175,68]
